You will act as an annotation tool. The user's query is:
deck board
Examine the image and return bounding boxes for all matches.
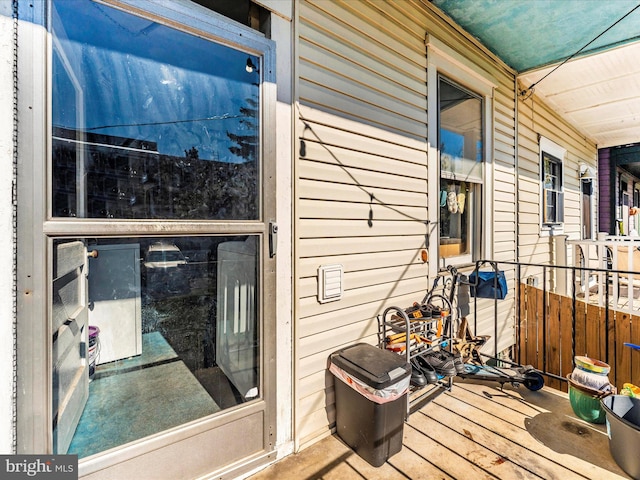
[435,383,622,479]
[247,379,631,480]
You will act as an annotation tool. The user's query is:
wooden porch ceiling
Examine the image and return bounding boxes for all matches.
[248,379,629,479]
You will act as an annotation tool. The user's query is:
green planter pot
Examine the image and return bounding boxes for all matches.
[567,374,613,424]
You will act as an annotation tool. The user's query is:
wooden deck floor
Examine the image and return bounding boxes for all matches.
[247,379,631,480]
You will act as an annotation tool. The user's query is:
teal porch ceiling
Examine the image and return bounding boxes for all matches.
[431,0,640,73]
[431,0,640,148]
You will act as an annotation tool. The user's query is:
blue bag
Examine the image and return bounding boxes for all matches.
[469,270,508,300]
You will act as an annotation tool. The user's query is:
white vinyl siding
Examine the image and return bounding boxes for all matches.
[296,0,518,448]
[517,94,598,273]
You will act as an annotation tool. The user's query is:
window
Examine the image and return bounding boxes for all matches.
[540,137,566,230]
[426,35,496,273]
[51,2,259,220]
[438,76,483,261]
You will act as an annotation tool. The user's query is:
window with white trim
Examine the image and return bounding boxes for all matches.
[539,137,566,232]
[438,76,483,261]
[425,35,496,272]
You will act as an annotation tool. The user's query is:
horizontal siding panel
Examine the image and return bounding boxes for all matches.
[495,147,516,166]
[518,181,540,197]
[299,250,426,279]
[495,163,515,179]
[517,233,549,246]
[299,160,429,194]
[517,199,540,212]
[298,104,428,152]
[517,201,540,215]
[300,79,427,140]
[494,211,516,223]
[518,157,540,177]
[299,370,330,401]
[299,235,427,257]
[298,219,429,238]
[299,321,381,360]
[300,119,427,164]
[494,190,515,204]
[299,179,428,207]
[299,388,332,424]
[298,335,379,380]
[299,60,427,124]
[299,25,426,97]
[496,224,516,237]
[299,199,427,222]
[300,141,427,178]
[304,0,427,68]
[495,105,516,126]
[495,130,516,152]
[518,244,553,259]
[517,137,540,159]
[495,202,516,215]
[494,251,516,262]
[347,0,430,53]
[517,212,540,225]
[495,149,516,165]
[494,248,516,260]
[298,409,335,449]
[495,178,516,193]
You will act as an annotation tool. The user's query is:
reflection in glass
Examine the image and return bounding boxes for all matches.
[52,236,259,457]
[51,0,260,219]
[438,77,483,259]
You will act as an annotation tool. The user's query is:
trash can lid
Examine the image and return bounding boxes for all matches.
[330,343,410,389]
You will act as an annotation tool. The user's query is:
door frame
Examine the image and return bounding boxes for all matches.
[16,1,278,477]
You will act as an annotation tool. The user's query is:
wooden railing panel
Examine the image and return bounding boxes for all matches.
[520,284,536,368]
[615,312,632,388]
[517,283,640,392]
[546,292,561,390]
[574,297,587,360]
[585,303,604,361]
[559,294,574,391]
[534,285,544,371]
[518,282,527,366]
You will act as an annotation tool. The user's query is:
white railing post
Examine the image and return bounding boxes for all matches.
[554,235,568,296]
[566,233,640,314]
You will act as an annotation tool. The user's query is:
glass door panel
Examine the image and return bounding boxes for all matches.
[49,0,271,465]
[53,235,259,458]
[52,0,260,220]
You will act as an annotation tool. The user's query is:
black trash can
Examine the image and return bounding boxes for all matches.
[329,343,411,467]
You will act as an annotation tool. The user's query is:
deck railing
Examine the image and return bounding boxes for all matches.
[475,259,640,393]
[566,235,640,314]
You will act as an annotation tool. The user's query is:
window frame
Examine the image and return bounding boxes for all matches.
[539,137,566,235]
[17,0,278,474]
[426,34,497,275]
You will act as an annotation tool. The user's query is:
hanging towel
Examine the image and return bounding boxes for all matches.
[457,192,466,214]
[447,191,458,213]
[440,190,447,207]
